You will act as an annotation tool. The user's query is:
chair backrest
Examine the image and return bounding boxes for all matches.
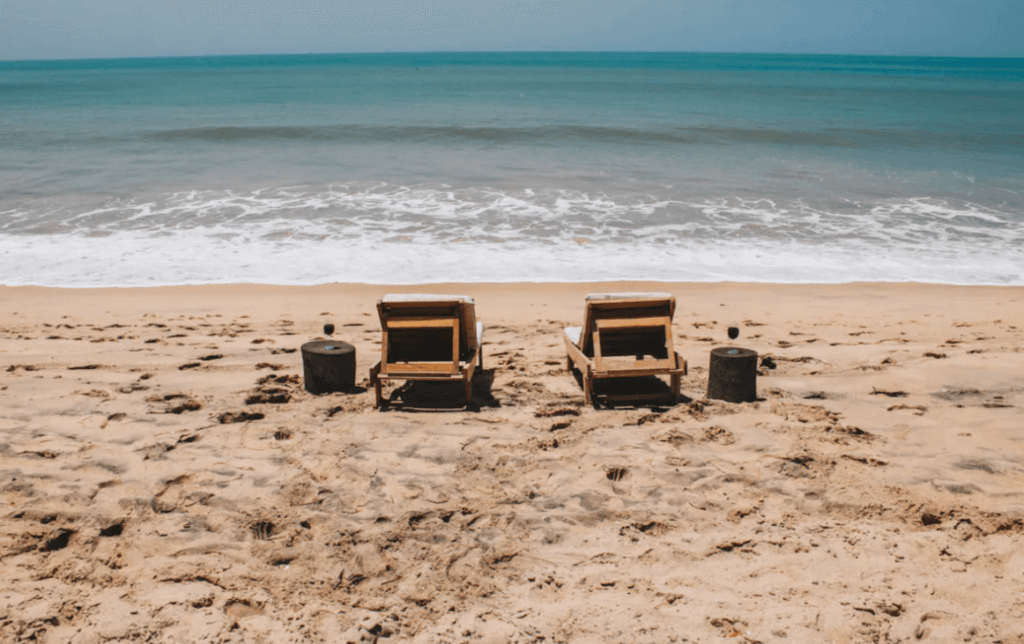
[378,295,477,373]
[579,293,676,357]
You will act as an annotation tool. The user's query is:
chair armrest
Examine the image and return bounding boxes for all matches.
[675,353,687,375]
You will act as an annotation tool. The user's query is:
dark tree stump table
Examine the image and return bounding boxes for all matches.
[301,340,356,395]
[707,347,758,403]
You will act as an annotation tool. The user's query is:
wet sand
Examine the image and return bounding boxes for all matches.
[1,282,1023,643]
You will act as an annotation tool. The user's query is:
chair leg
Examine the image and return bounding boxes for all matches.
[464,376,473,407]
[370,363,383,409]
[671,373,681,405]
[583,371,593,407]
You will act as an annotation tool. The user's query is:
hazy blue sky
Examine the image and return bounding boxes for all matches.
[1,0,1022,61]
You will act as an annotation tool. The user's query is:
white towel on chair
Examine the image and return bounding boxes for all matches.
[585,292,671,301]
[382,294,474,303]
[564,326,582,345]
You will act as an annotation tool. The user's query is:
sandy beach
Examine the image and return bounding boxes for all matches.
[2,281,1023,643]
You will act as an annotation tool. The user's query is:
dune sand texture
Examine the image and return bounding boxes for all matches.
[1,282,1024,643]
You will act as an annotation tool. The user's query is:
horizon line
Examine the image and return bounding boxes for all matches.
[4,49,1024,65]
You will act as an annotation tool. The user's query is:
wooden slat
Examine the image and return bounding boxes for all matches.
[580,305,595,355]
[564,334,591,371]
[589,349,686,380]
[664,324,677,369]
[592,367,686,379]
[376,373,464,382]
[588,298,673,310]
[385,361,460,374]
[381,299,463,309]
[452,317,460,368]
[388,316,456,329]
[594,316,670,330]
[464,345,479,381]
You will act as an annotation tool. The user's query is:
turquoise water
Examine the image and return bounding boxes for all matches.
[1,52,1022,285]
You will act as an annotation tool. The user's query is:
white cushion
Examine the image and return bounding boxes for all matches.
[586,292,672,301]
[564,326,582,345]
[382,294,474,304]
[476,322,484,344]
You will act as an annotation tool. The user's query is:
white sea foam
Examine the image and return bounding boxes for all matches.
[0,186,1021,286]
[1,230,1021,287]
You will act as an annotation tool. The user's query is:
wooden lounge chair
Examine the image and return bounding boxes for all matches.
[563,293,686,406]
[369,294,483,409]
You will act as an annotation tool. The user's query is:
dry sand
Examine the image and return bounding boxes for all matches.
[1,282,1023,643]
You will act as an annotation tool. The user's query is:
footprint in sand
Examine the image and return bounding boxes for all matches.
[533,406,581,418]
[871,387,908,398]
[76,389,111,399]
[100,412,127,428]
[257,374,300,386]
[6,364,41,372]
[606,467,628,482]
[887,404,928,415]
[41,528,75,552]
[219,411,265,424]
[249,520,275,541]
[147,393,203,414]
[245,387,292,405]
[99,522,124,538]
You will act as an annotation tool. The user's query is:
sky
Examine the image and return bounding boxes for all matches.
[1,0,1022,61]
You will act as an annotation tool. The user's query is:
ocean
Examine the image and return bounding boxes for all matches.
[1,52,1022,286]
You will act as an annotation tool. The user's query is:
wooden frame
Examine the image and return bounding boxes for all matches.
[369,297,483,409]
[564,295,687,406]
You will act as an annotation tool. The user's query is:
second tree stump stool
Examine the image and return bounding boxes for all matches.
[707,347,758,403]
[301,340,356,395]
